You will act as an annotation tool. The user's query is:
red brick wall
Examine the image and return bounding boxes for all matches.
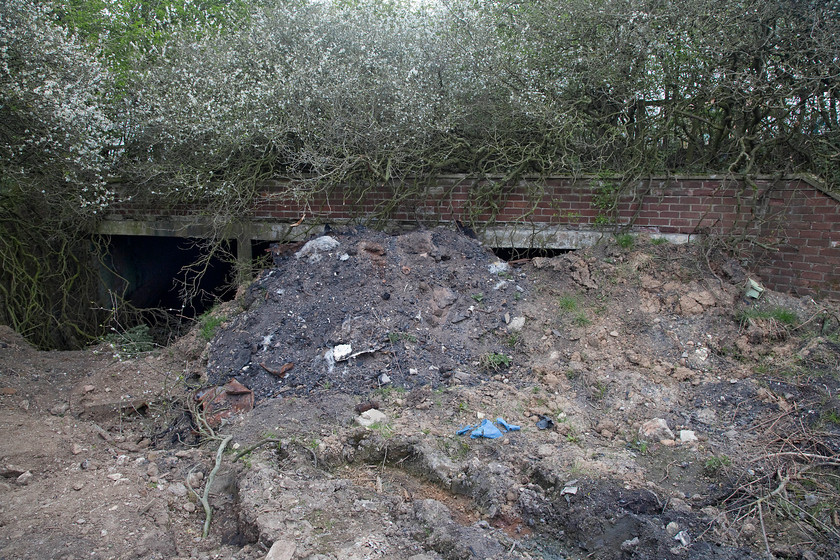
[107,176,840,300]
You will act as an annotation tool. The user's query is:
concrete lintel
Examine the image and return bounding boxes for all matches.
[99,218,218,238]
[99,218,691,250]
[480,226,690,249]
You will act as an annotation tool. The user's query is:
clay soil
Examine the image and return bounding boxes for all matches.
[2,226,840,560]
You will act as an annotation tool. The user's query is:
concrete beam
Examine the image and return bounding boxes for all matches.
[98,217,690,250]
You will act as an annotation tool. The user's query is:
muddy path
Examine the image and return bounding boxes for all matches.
[1,227,839,560]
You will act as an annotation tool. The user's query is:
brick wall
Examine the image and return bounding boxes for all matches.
[107,175,840,300]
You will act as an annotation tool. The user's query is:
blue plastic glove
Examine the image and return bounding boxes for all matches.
[456,425,474,436]
[470,418,503,439]
[495,418,520,432]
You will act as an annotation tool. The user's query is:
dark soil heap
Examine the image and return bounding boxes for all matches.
[207,227,526,398]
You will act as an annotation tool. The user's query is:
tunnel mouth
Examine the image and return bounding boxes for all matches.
[491,247,572,262]
[100,235,238,342]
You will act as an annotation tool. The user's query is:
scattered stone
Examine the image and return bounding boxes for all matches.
[83,385,96,393]
[620,537,640,552]
[537,444,555,457]
[183,502,196,513]
[50,403,69,416]
[0,464,26,478]
[186,471,203,489]
[265,540,297,560]
[452,371,471,385]
[107,473,123,481]
[666,521,680,537]
[679,430,698,443]
[168,482,188,497]
[674,530,691,546]
[639,418,674,441]
[357,409,387,428]
[508,317,526,332]
[378,373,391,385]
[71,443,83,455]
[72,482,84,491]
[15,471,32,485]
[333,344,353,362]
[294,236,340,263]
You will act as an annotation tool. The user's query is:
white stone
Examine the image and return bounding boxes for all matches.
[332,344,352,362]
[679,430,698,443]
[294,236,340,262]
[488,262,510,274]
[168,482,188,497]
[265,540,296,560]
[508,317,526,332]
[666,521,680,537]
[357,409,387,428]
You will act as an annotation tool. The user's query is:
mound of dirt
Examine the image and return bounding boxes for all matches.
[205,227,526,398]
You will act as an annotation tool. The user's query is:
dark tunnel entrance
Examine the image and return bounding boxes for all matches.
[101,236,238,319]
[491,247,571,261]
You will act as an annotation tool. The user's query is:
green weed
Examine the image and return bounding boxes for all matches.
[103,324,155,358]
[480,352,512,371]
[737,307,799,328]
[388,331,417,344]
[820,410,840,426]
[615,233,634,249]
[573,313,592,327]
[199,311,226,341]
[558,294,579,312]
[370,421,395,438]
[592,381,608,400]
[704,454,732,476]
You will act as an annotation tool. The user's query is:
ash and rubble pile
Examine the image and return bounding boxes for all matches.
[205,227,527,399]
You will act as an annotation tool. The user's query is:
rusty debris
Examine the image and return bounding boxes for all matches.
[260,362,294,378]
[354,400,381,414]
[195,378,254,428]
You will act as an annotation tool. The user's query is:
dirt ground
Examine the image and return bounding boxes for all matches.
[2,226,840,560]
